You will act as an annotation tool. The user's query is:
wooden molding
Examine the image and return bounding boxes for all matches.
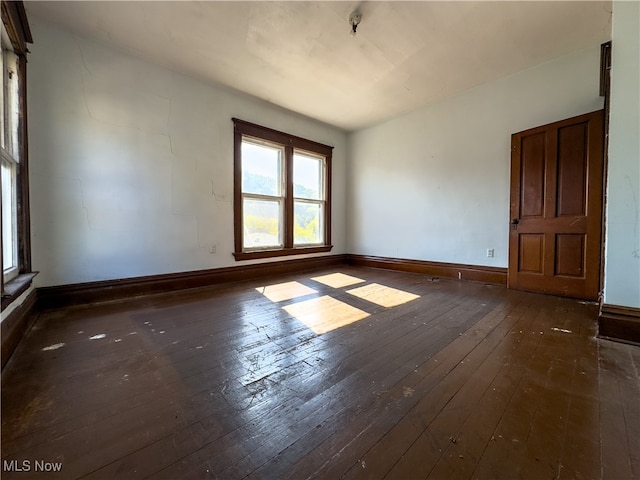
[598,303,640,345]
[1,1,33,54]
[599,42,612,301]
[233,245,333,261]
[232,118,333,261]
[1,272,37,310]
[36,253,508,311]
[599,41,612,97]
[232,118,334,155]
[1,287,37,369]
[345,254,507,285]
[38,255,347,311]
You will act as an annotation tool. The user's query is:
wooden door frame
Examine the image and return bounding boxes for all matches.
[598,41,612,305]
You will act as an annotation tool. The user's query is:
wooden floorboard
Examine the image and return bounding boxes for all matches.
[1,266,638,479]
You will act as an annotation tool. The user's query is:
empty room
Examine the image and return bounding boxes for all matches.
[1,1,639,479]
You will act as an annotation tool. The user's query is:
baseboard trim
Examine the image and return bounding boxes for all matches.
[598,304,640,345]
[1,288,38,369]
[345,254,507,285]
[37,254,347,311]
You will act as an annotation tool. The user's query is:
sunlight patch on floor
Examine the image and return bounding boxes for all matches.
[310,272,366,288]
[283,295,370,334]
[346,283,419,307]
[257,281,318,302]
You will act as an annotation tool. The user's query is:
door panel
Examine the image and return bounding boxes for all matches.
[508,110,604,300]
[520,133,546,218]
[519,234,544,273]
[555,234,585,277]
[557,123,588,216]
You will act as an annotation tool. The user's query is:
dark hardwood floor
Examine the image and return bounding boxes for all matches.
[2,266,639,479]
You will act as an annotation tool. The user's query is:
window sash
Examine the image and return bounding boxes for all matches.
[2,153,18,282]
[242,194,285,251]
[293,199,324,246]
[293,151,325,201]
[0,39,4,154]
[1,41,20,162]
[241,138,284,197]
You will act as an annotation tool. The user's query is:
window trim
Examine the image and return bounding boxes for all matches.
[1,0,33,310]
[232,118,333,261]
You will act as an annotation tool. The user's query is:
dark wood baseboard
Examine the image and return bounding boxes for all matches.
[37,255,347,311]
[346,254,507,285]
[1,287,38,369]
[598,304,640,345]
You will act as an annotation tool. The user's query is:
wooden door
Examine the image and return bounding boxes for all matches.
[508,110,604,300]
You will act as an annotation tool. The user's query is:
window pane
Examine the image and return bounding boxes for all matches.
[243,198,282,249]
[293,152,323,200]
[2,157,17,272]
[242,140,282,196]
[294,201,322,245]
[2,47,19,161]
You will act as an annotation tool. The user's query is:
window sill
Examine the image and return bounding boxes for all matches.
[2,272,38,311]
[233,245,333,261]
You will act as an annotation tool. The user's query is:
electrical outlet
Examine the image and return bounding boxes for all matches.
[487,248,494,258]
[209,244,217,254]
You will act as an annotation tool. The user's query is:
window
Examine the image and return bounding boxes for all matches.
[1,0,33,308]
[2,33,20,283]
[233,119,333,260]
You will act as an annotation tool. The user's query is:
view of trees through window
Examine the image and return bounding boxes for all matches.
[242,170,322,247]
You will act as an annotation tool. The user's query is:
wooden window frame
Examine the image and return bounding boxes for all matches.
[1,0,33,311]
[233,118,333,261]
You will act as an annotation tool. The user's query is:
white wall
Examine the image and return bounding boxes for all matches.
[28,18,348,287]
[27,12,637,310]
[603,1,640,308]
[348,46,604,267]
